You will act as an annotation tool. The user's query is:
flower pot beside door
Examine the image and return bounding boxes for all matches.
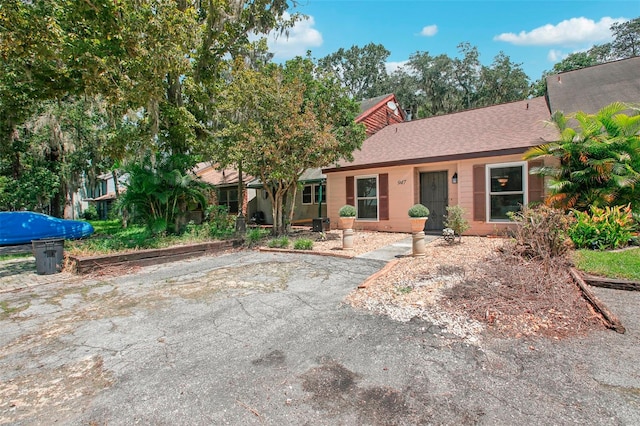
[338,205,357,250]
[408,204,430,257]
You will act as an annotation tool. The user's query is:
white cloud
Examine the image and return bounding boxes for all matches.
[264,13,323,59]
[494,16,627,46]
[385,60,408,74]
[547,49,567,62]
[420,25,438,37]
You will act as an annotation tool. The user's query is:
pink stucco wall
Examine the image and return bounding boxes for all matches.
[326,153,543,235]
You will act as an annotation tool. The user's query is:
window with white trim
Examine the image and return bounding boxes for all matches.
[356,176,378,220]
[487,162,526,221]
[302,184,326,205]
[302,185,313,204]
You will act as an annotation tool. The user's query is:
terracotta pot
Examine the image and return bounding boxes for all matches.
[339,217,355,230]
[409,217,428,233]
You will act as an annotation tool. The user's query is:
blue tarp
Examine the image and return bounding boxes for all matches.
[0,212,94,246]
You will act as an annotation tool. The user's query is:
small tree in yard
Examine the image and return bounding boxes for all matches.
[444,205,470,243]
[212,57,366,236]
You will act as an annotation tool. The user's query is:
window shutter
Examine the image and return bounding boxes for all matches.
[346,176,354,206]
[528,160,544,205]
[379,173,389,220]
[473,165,486,221]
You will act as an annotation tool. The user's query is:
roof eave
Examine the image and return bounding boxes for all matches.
[322,147,535,173]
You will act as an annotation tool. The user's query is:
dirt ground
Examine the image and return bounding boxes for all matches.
[272,231,606,341]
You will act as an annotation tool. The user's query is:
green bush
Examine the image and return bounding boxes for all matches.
[339,204,356,217]
[206,205,235,238]
[444,205,470,238]
[568,204,635,250]
[408,203,430,218]
[293,238,313,250]
[268,236,290,248]
[245,228,270,247]
[82,205,99,221]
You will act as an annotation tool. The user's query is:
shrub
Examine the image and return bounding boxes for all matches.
[245,228,270,247]
[444,205,470,240]
[339,205,356,217]
[268,236,290,248]
[206,205,235,238]
[568,204,635,250]
[294,238,313,250]
[408,204,430,218]
[507,204,573,260]
[82,205,99,221]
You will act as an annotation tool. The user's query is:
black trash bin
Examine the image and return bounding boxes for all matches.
[312,217,330,232]
[32,238,64,275]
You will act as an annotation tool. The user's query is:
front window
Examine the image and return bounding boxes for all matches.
[219,187,238,214]
[356,176,378,220]
[301,184,326,205]
[302,185,313,204]
[487,162,525,221]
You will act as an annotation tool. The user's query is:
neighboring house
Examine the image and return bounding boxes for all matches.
[546,56,640,115]
[323,96,559,235]
[195,163,261,223]
[86,172,126,220]
[356,93,406,136]
[246,168,327,226]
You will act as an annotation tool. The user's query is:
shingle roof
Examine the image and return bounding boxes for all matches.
[357,93,394,116]
[546,57,640,115]
[324,96,559,172]
[196,163,254,186]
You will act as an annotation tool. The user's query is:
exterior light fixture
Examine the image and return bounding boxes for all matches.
[452,172,458,184]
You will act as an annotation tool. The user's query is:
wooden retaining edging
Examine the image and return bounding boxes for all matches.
[581,274,640,292]
[569,267,626,334]
[68,240,241,274]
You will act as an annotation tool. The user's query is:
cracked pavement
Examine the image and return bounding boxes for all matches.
[1,250,640,425]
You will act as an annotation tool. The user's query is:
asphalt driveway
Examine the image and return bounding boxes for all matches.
[1,251,639,425]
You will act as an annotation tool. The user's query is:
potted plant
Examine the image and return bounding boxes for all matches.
[408,204,429,257]
[338,204,356,230]
[408,204,430,233]
[338,204,356,250]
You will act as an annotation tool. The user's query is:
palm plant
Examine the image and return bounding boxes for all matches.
[119,154,207,234]
[524,102,640,211]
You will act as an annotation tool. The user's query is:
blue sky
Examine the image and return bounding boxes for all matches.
[263,0,640,82]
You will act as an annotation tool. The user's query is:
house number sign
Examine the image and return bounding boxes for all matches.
[397,179,406,185]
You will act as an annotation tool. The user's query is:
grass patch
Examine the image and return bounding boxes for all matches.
[268,237,290,248]
[66,220,233,256]
[293,238,313,250]
[0,253,31,262]
[573,247,640,281]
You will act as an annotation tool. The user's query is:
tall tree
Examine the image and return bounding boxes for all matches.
[478,52,530,106]
[212,57,366,235]
[1,0,296,218]
[608,17,640,59]
[407,51,458,118]
[452,43,482,110]
[317,43,390,100]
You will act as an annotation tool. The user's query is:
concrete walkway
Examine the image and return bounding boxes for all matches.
[356,234,440,261]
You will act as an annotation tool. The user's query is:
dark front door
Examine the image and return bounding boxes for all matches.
[420,171,448,232]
